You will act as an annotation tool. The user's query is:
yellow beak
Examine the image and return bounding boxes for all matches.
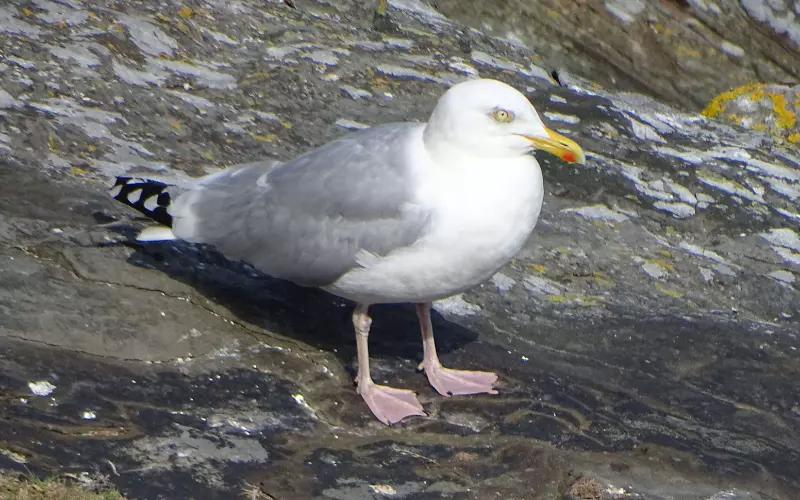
[521,128,585,164]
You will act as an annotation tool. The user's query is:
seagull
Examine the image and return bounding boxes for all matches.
[110,78,585,425]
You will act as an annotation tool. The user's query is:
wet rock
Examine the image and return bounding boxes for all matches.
[0,0,798,499]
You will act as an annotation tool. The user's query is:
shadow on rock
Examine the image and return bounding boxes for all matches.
[116,229,480,373]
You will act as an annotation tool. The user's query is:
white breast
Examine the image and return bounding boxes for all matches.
[326,154,544,304]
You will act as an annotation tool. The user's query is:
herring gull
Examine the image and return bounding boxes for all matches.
[110,78,585,425]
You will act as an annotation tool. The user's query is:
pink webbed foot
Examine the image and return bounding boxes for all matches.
[358,380,425,425]
[420,362,498,397]
[414,302,499,397]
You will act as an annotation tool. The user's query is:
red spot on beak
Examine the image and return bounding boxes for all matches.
[562,152,577,163]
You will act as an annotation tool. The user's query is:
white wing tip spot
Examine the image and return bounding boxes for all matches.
[126,188,143,204]
[143,195,159,211]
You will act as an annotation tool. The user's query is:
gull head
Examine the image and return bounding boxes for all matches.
[423,78,585,164]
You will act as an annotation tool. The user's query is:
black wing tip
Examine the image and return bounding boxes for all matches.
[110,177,174,228]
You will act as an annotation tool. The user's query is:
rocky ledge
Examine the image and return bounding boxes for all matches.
[0,1,798,499]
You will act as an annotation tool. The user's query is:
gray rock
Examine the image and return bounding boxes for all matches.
[433,0,800,110]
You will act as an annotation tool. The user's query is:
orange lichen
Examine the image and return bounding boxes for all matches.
[703,83,798,141]
[767,92,797,129]
[701,83,763,119]
[527,263,546,273]
[748,87,765,101]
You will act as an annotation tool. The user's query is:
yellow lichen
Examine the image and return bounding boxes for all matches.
[767,92,797,129]
[656,283,683,298]
[748,87,765,102]
[591,273,615,286]
[646,259,674,271]
[788,132,800,143]
[527,263,546,273]
[676,46,702,58]
[546,293,603,306]
[248,71,271,80]
[576,296,604,306]
[702,83,763,119]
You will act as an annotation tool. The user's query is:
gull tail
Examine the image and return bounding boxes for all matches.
[109,177,177,241]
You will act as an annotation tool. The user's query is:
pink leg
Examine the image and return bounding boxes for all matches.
[353,304,425,425]
[416,302,498,396]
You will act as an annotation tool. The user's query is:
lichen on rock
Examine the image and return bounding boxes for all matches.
[702,82,800,146]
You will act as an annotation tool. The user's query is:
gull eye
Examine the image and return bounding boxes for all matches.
[492,109,514,123]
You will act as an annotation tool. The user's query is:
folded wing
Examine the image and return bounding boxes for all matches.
[170,123,431,287]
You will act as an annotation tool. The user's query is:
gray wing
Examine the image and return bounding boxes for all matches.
[170,123,431,286]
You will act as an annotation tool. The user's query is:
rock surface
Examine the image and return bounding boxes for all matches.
[700,82,799,146]
[433,0,800,111]
[0,1,798,499]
